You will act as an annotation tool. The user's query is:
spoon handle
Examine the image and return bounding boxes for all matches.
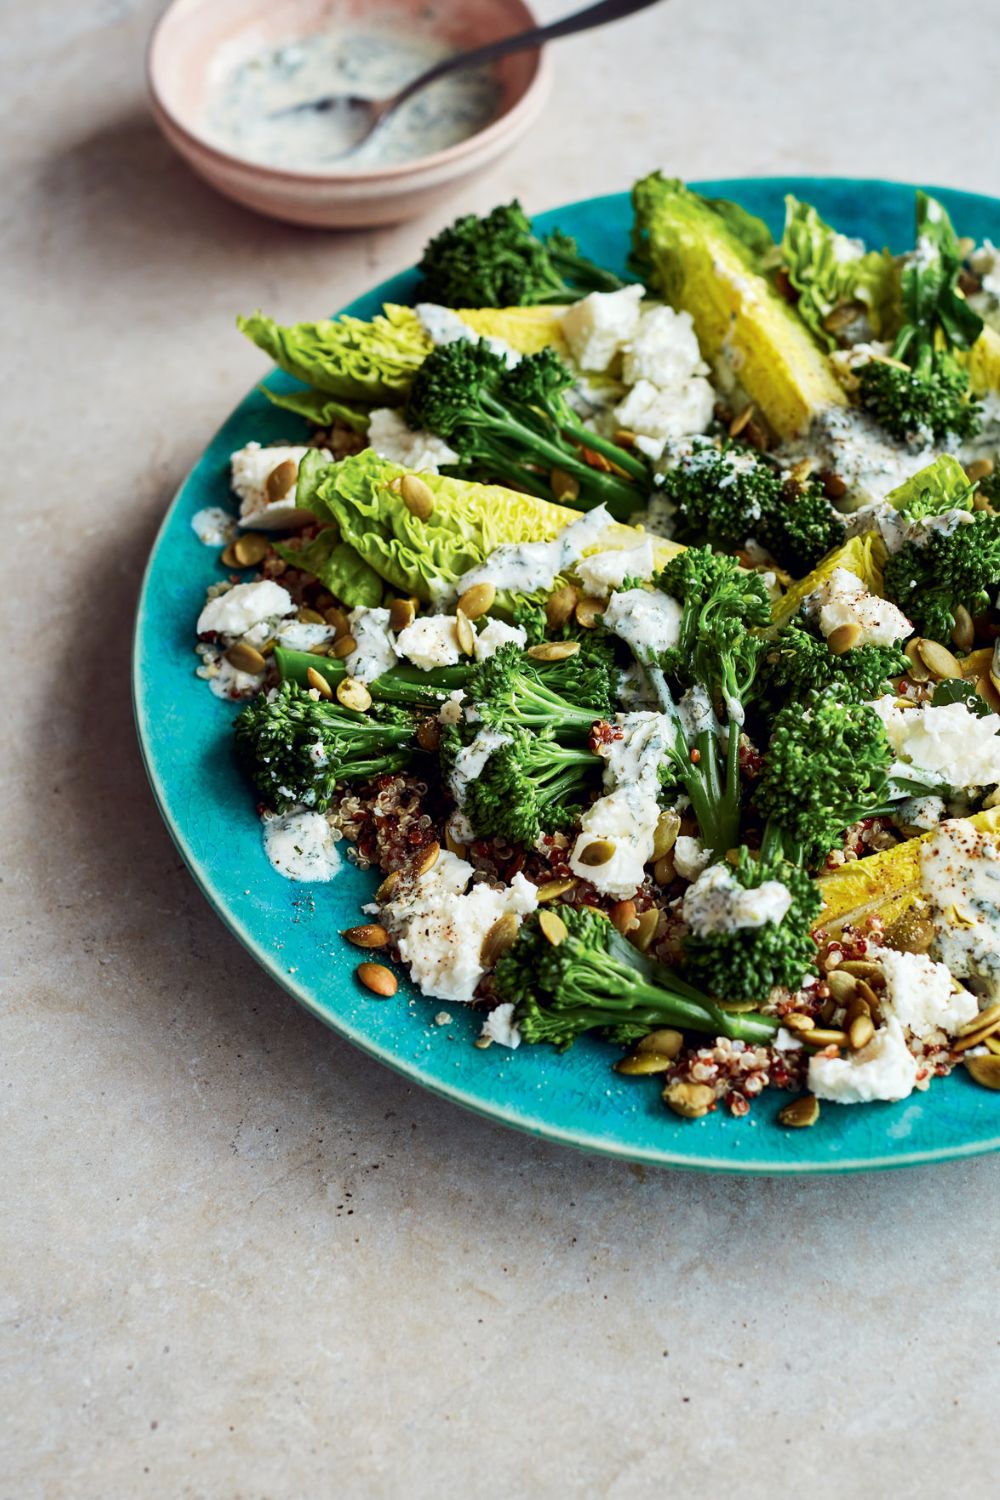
[389,0,667,109]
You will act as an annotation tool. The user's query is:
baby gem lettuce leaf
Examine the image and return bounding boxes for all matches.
[274,530,384,608]
[780,197,897,350]
[237,304,432,405]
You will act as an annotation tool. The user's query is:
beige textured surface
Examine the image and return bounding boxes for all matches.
[4,2,1000,1495]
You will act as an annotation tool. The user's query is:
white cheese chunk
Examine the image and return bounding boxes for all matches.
[197,580,294,638]
[560,285,644,372]
[870,944,977,1039]
[622,305,707,389]
[921,818,1000,992]
[613,376,716,458]
[803,567,911,647]
[230,442,328,528]
[473,619,528,660]
[394,615,461,671]
[568,785,661,899]
[574,536,657,597]
[262,810,341,882]
[191,507,237,546]
[682,862,793,936]
[481,1003,522,1049]
[673,835,710,882]
[869,697,1000,789]
[366,406,459,472]
[808,1019,918,1104]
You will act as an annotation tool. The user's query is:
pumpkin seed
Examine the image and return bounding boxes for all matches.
[854,978,880,1011]
[917,638,962,680]
[416,717,441,752]
[225,642,267,674]
[613,428,638,449]
[848,1013,875,1051]
[234,532,269,567]
[823,299,867,334]
[957,1002,1000,1038]
[527,640,580,662]
[550,467,581,504]
[652,810,681,860]
[574,596,604,630]
[728,404,755,438]
[298,606,327,625]
[610,899,638,937]
[306,666,332,699]
[455,608,475,655]
[904,638,932,683]
[985,1035,1000,1056]
[966,458,995,484]
[951,604,975,653]
[825,970,857,1004]
[616,1052,676,1076]
[539,910,568,947]
[536,876,577,902]
[546,585,579,629]
[400,473,434,520]
[414,842,441,877]
[827,621,863,655]
[964,1054,1000,1090]
[784,1012,817,1032]
[802,1028,849,1048]
[578,839,615,867]
[342,923,388,949]
[330,634,356,660]
[662,1080,715,1119]
[958,646,993,679]
[258,639,276,658]
[376,870,400,903]
[266,458,298,502]
[630,908,660,952]
[778,1095,820,1128]
[220,542,242,569]
[977,674,1000,713]
[717,1000,758,1013]
[444,824,466,858]
[336,676,372,713]
[356,962,397,997]
[838,959,884,981]
[884,907,935,954]
[480,913,520,968]
[456,581,496,621]
[637,1028,684,1059]
[653,853,676,886]
[389,597,416,633]
[324,606,349,635]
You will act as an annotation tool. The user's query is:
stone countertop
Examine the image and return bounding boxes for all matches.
[3,1,1000,1495]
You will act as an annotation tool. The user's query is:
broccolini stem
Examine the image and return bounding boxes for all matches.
[275,649,467,703]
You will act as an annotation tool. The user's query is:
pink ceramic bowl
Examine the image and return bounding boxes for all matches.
[147,0,552,229]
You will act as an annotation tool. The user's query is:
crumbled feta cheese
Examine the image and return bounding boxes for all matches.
[803,567,911,647]
[560,284,644,372]
[366,406,459,472]
[602,587,683,660]
[809,1019,918,1104]
[596,712,676,794]
[893,794,947,832]
[206,656,264,700]
[346,607,398,683]
[262,810,341,882]
[871,945,977,1039]
[673,835,710,882]
[449,728,511,807]
[394,615,461,670]
[473,619,527,660]
[682,862,793,935]
[415,303,520,365]
[197,580,294,638]
[575,536,657,596]
[568,785,661,899]
[230,442,328,527]
[438,690,467,725]
[869,697,1000,788]
[378,850,538,1002]
[622,305,706,389]
[612,377,716,459]
[921,818,1000,992]
[481,1003,521,1049]
[191,507,237,546]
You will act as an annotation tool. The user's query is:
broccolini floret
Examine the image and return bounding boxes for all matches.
[658,438,845,576]
[441,724,598,844]
[756,622,908,713]
[495,905,779,1051]
[235,682,418,812]
[883,511,1000,640]
[857,193,983,444]
[681,848,822,1003]
[404,341,648,517]
[464,641,613,734]
[417,202,629,307]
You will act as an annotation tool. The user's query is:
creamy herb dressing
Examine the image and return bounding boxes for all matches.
[203,30,499,172]
[456,505,613,597]
[921,819,1000,993]
[263,809,341,881]
[415,304,520,366]
[191,507,237,546]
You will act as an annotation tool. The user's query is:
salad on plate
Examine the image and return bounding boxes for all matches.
[190,175,1000,1129]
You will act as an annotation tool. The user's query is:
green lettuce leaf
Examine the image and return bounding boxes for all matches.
[238,303,432,405]
[885,454,975,519]
[262,385,371,432]
[306,449,579,604]
[274,527,384,608]
[781,197,897,349]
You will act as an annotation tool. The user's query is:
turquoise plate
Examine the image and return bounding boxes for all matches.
[134,177,1000,1173]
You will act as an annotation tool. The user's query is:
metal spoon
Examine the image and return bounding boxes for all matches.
[269,0,666,159]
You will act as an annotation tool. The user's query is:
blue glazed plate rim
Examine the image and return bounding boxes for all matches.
[133,176,1000,1173]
